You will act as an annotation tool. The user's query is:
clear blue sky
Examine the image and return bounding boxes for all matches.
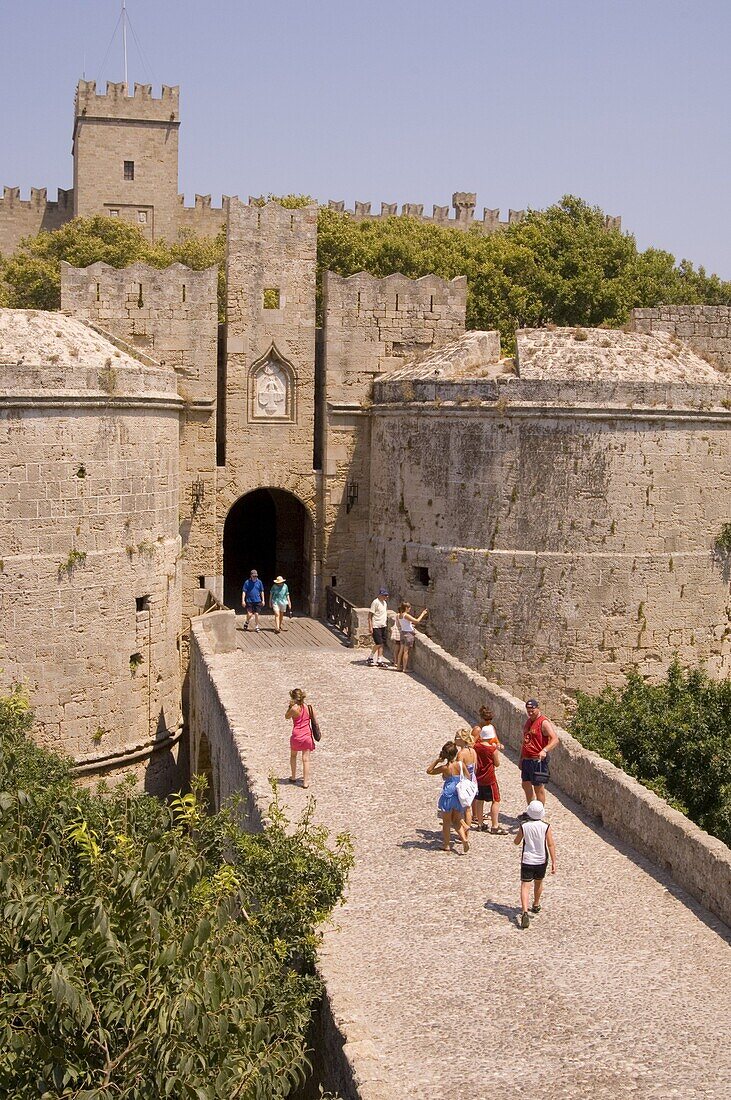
[2,0,730,276]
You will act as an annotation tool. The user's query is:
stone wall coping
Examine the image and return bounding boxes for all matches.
[398,627,731,927]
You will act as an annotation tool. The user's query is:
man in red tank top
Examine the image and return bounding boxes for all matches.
[519,699,559,820]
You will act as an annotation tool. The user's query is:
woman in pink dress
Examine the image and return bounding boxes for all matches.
[285,687,315,788]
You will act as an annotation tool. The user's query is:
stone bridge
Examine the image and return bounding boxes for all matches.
[189,612,731,1100]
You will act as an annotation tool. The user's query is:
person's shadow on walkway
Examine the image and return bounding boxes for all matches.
[398,828,453,852]
[483,899,522,927]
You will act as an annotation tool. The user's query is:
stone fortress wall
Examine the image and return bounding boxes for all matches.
[631,305,731,373]
[60,262,219,623]
[327,192,622,235]
[367,328,731,716]
[0,187,75,256]
[0,310,183,789]
[321,271,467,599]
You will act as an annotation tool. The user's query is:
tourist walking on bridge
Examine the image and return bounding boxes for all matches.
[242,569,265,632]
[514,800,557,929]
[270,575,291,634]
[285,687,316,788]
[427,741,470,853]
[519,699,559,818]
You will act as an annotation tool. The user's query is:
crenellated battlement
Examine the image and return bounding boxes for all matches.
[1,186,73,210]
[327,193,621,234]
[0,186,74,255]
[74,80,180,125]
[178,193,233,212]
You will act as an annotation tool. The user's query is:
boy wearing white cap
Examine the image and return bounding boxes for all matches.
[514,800,557,929]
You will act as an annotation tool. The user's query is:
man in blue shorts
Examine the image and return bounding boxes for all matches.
[518,698,559,820]
[242,569,265,631]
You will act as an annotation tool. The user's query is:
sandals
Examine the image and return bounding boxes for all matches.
[490,826,509,835]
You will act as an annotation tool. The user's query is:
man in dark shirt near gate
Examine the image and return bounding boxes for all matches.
[242,569,265,632]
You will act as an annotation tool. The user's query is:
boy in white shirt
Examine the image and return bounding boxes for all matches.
[514,799,557,929]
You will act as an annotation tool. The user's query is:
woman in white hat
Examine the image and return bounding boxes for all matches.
[269,575,291,634]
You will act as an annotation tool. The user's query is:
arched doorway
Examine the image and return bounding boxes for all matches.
[223,488,312,613]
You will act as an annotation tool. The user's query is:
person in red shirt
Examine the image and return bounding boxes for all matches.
[519,698,559,820]
[471,710,507,834]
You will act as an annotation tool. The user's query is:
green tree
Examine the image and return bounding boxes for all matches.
[0,216,224,316]
[4,198,731,351]
[0,690,352,1098]
[570,660,731,846]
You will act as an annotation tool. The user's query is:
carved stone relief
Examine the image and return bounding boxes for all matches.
[249,349,295,422]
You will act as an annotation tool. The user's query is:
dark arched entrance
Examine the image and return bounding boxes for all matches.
[223,488,312,613]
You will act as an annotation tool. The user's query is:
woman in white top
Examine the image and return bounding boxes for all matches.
[394,602,428,673]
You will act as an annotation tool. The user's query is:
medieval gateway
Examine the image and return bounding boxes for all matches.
[1,80,730,791]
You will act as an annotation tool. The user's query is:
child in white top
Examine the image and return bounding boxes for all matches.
[513,799,557,929]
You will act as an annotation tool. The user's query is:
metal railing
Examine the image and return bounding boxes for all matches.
[325,586,354,638]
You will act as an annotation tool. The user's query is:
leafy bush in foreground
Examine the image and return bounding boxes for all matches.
[570,661,731,847]
[0,687,352,1098]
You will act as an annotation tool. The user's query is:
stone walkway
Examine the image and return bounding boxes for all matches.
[212,641,731,1100]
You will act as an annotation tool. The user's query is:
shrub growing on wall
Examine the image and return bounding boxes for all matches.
[0,688,352,1098]
[570,660,731,847]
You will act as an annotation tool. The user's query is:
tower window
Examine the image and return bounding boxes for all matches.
[263,287,280,309]
[124,160,135,181]
[138,210,147,224]
[109,209,119,218]
[412,566,430,587]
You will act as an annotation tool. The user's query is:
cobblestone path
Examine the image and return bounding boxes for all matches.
[215,639,731,1100]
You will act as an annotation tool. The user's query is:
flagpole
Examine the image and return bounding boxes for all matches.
[122,0,128,86]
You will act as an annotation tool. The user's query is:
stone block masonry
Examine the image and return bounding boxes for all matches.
[73,81,181,242]
[0,310,183,792]
[631,305,731,373]
[321,271,466,604]
[0,187,74,258]
[61,262,219,624]
[367,329,731,717]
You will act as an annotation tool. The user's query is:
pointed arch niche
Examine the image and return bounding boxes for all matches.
[248,344,296,423]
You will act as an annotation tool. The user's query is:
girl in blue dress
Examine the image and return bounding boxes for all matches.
[427,741,470,853]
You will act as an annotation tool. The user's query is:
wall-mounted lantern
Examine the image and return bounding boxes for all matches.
[346,480,359,514]
[191,476,205,514]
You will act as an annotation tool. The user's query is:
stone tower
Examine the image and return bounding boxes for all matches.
[73,80,180,241]
[220,200,319,611]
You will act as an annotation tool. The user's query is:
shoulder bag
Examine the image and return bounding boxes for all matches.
[308,705,322,743]
[456,759,478,809]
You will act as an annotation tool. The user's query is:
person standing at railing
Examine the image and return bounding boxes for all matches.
[367,587,390,667]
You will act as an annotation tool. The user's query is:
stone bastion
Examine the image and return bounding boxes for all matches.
[0,310,183,790]
[368,327,731,715]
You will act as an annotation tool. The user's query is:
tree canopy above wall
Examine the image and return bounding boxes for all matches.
[2,197,730,350]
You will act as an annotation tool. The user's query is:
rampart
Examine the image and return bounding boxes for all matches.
[322,271,467,603]
[327,192,621,234]
[61,261,219,622]
[0,309,183,790]
[631,305,731,373]
[367,328,731,716]
[0,187,74,257]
